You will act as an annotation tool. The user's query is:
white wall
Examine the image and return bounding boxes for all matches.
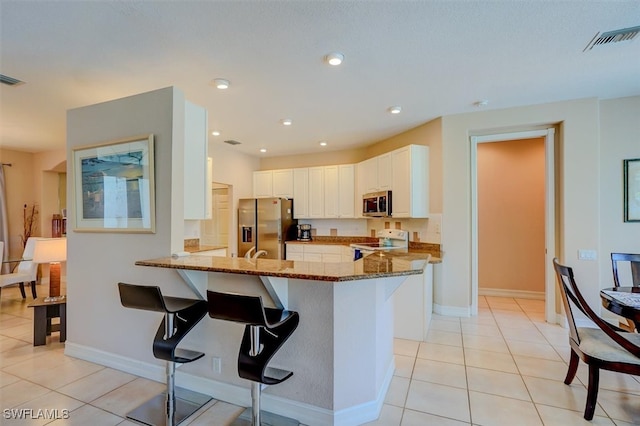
[440,98,601,313]
[66,87,197,363]
[598,96,640,288]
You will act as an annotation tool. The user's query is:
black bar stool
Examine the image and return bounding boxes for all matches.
[207,290,300,426]
[118,283,212,426]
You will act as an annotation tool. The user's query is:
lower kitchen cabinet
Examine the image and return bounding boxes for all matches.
[285,243,353,262]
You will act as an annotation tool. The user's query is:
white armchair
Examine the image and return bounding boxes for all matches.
[0,237,40,299]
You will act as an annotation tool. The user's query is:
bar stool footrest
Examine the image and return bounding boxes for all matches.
[172,348,205,363]
[231,407,299,426]
[263,366,293,383]
[126,387,212,426]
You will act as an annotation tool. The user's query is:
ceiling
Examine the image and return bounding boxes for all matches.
[1,1,639,158]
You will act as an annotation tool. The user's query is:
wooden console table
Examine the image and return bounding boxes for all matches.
[27,296,67,346]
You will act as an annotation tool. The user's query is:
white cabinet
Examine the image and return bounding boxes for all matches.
[358,157,379,194]
[252,169,294,198]
[323,165,339,217]
[261,164,355,219]
[308,167,325,218]
[293,168,309,219]
[285,243,354,262]
[391,145,429,218]
[184,101,211,220]
[272,169,293,198]
[253,171,273,198]
[377,153,392,190]
[338,164,355,218]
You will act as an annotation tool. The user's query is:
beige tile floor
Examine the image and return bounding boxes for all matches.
[1,284,639,425]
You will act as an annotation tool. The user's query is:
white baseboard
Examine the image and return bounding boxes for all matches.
[479,288,545,300]
[433,303,471,317]
[64,342,394,426]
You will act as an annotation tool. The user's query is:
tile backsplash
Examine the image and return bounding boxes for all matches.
[304,214,441,244]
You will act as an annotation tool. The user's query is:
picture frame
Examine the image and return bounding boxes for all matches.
[72,134,156,233]
[624,158,640,222]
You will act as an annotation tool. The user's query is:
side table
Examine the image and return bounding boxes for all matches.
[27,296,67,346]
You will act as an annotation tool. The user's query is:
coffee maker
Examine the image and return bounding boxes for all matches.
[297,224,312,241]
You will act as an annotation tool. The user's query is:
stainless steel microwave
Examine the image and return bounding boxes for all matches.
[362,191,392,217]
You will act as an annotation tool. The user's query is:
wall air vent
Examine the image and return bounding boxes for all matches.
[584,25,640,51]
[0,74,25,86]
[224,140,241,145]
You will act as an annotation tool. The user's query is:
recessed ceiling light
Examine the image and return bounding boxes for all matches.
[212,78,230,89]
[211,130,221,136]
[473,100,489,107]
[319,141,328,147]
[260,148,267,153]
[281,118,293,126]
[325,52,344,66]
[388,106,402,114]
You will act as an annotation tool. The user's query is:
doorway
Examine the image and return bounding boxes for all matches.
[471,129,556,323]
[200,182,230,247]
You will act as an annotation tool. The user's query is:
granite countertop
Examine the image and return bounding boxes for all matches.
[135,251,430,282]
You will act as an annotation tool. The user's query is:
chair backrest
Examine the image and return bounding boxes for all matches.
[611,253,640,287]
[118,282,168,313]
[207,290,268,326]
[16,237,40,279]
[553,258,640,358]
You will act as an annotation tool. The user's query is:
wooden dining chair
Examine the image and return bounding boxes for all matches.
[553,258,640,420]
[611,253,640,331]
[611,253,640,287]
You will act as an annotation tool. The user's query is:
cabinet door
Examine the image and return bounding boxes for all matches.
[293,168,309,218]
[391,145,429,218]
[377,153,392,190]
[184,101,210,219]
[338,164,355,218]
[391,147,411,217]
[253,171,273,198]
[360,157,379,194]
[308,167,325,218]
[324,165,339,218]
[272,169,294,198]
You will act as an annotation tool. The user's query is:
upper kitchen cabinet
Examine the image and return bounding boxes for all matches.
[392,145,429,218]
[184,101,212,220]
[253,170,273,198]
[338,164,356,218]
[308,166,325,218]
[358,154,392,195]
[293,168,309,218]
[272,169,294,198]
[252,169,294,198]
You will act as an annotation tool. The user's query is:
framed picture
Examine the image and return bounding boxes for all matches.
[624,158,640,222]
[72,134,156,233]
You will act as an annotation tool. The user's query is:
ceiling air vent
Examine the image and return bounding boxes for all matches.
[0,74,25,86]
[224,140,241,146]
[584,25,640,51]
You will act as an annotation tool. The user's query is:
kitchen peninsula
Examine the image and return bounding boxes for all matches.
[134,253,428,426]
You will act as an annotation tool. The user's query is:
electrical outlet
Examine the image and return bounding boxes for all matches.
[212,357,221,374]
[578,249,597,261]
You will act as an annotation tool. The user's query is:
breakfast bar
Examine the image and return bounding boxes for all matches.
[135,253,428,426]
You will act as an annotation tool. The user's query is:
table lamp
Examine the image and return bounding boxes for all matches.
[33,238,67,297]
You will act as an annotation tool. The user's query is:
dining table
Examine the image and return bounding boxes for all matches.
[600,286,640,330]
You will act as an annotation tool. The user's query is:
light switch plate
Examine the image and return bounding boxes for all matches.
[578,249,597,261]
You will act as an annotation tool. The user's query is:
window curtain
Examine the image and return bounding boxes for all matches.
[0,166,9,273]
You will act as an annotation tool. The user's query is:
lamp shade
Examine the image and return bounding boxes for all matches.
[32,238,67,263]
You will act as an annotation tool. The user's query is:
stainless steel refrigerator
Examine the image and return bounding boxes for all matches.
[238,198,297,260]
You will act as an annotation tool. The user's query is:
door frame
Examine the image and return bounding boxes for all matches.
[470,128,556,323]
